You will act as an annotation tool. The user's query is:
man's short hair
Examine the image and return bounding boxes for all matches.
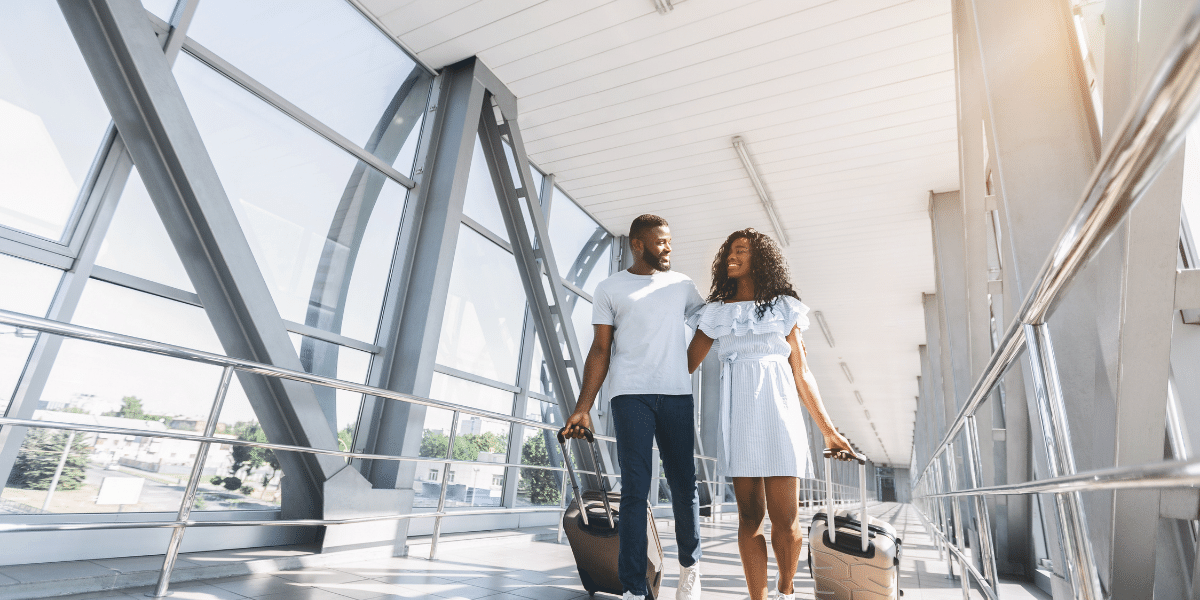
[629,214,669,241]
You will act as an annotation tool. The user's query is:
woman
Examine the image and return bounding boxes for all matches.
[686,228,853,600]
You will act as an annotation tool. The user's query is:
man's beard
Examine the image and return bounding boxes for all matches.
[643,247,670,272]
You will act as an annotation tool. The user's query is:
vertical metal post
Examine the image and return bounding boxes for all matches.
[150,366,234,598]
[966,414,1000,594]
[933,459,954,577]
[944,443,970,600]
[859,461,869,553]
[41,429,77,512]
[557,468,568,543]
[825,456,836,544]
[1024,323,1104,600]
[429,411,460,560]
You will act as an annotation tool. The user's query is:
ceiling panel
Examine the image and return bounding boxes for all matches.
[364,0,957,466]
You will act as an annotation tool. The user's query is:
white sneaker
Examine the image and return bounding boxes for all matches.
[677,563,701,600]
[774,577,794,600]
[622,593,645,600]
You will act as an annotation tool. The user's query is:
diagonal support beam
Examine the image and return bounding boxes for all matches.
[59,0,345,516]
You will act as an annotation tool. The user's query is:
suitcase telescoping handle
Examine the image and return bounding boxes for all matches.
[557,425,615,529]
[822,448,869,552]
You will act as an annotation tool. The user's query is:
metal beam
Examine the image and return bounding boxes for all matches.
[362,59,486,490]
[58,0,346,517]
[1100,1,1192,595]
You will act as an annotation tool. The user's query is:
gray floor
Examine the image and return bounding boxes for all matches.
[50,503,1048,600]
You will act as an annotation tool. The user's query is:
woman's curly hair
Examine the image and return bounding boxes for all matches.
[708,228,800,319]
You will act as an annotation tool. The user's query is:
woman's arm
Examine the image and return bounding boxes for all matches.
[786,325,853,455]
[687,329,714,374]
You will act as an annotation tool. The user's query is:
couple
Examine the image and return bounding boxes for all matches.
[563,214,853,600]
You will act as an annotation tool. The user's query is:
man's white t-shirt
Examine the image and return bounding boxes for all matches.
[592,269,706,397]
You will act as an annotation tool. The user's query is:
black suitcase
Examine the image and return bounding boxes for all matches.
[558,427,664,599]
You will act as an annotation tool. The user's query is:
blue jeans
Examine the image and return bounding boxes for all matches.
[611,394,702,596]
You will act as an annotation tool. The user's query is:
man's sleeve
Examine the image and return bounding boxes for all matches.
[684,280,705,319]
[593,285,615,326]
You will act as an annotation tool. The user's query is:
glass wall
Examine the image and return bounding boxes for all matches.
[0,0,616,531]
[411,144,615,512]
[0,0,433,518]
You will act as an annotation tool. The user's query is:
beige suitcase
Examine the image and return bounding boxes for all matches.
[808,451,902,600]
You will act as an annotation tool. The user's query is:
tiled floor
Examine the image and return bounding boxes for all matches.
[51,504,1047,600]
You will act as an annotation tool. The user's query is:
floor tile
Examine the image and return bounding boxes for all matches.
[255,587,354,600]
[207,574,309,597]
[0,559,117,583]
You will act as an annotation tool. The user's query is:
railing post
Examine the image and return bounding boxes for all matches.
[149,366,235,598]
[933,459,955,578]
[944,442,970,600]
[41,429,77,511]
[1024,323,1104,600]
[966,414,1000,596]
[429,411,460,560]
[557,467,568,543]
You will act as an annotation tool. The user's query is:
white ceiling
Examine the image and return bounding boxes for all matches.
[360,0,959,467]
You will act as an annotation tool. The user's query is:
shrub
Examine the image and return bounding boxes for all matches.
[239,485,255,495]
[222,476,242,491]
[209,475,224,486]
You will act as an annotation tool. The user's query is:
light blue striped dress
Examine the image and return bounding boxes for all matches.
[690,296,815,478]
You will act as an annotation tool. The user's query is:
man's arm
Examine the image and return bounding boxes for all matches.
[562,324,614,438]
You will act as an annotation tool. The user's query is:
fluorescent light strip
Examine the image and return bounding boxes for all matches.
[813,311,834,347]
[854,391,864,405]
[840,362,854,383]
[732,136,789,246]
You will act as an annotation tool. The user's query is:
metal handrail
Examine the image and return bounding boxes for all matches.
[910,4,1200,600]
[0,307,731,597]
[916,0,1200,486]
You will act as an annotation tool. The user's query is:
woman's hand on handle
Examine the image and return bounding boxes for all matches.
[824,430,855,461]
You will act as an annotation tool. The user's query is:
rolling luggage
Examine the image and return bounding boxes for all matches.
[808,450,902,600]
[558,426,664,599]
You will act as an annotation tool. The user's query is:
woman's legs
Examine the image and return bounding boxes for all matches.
[764,477,802,594]
[734,477,769,600]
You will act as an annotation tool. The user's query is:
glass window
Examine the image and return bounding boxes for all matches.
[0,255,62,412]
[548,188,611,291]
[569,295,595,362]
[142,0,179,22]
[462,137,510,242]
[174,55,405,342]
[5,281,259,513]
[95,166,195,292]
[0,4,112,240]
[287,333,371,448]
[185,0,423,150]
[436,225,527,384]
[412,374,513,508]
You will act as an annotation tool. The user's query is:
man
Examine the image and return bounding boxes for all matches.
[563,214,705,600]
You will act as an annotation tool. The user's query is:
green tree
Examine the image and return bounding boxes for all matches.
[115,396,145,420]
[419,429,508,461]
[229,423,268,477]
[337,425,354,452]
[520,434,561,506]
[7,429,91,491]
[103,396,169,422]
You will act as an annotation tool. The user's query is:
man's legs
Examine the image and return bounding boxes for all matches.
[612,394,656,596]
[656,394,701,567]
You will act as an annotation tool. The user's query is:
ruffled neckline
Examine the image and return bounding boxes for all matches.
[689,297,810,338]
